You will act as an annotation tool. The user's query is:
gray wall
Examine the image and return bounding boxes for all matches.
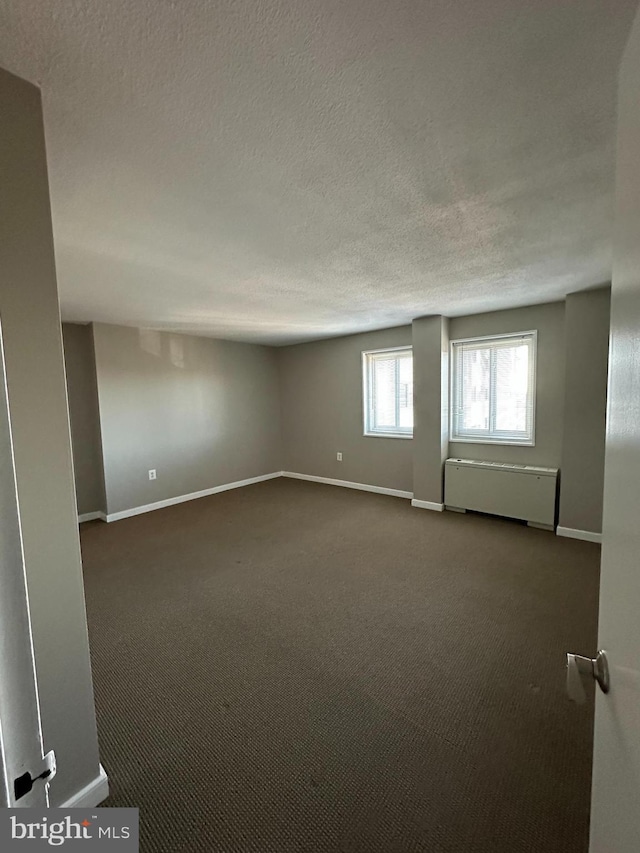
[62,323,105,516]
[412,316,449,504]
[559,288,611,534]
[92,323,282,515]
[64,295,608,532]
[448,301,566,467]
[277,326,413,493]
[0,68,102,805]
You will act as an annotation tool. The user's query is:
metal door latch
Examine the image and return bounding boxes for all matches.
[13,750,56,803]
[566,650,610,704]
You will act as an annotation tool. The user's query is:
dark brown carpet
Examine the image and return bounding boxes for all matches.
[80,478,600,853]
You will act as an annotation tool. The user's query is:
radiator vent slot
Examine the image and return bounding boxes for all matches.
[444,458,558,529]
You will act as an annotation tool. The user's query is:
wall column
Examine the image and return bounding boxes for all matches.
[412,315,449,509]
[558,287,611,536]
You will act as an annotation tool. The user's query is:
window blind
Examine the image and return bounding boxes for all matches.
[363,348,413,437]
[451,332,536,444]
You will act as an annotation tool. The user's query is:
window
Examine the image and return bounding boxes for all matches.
[363,347,413,438]
[450,331,536,445]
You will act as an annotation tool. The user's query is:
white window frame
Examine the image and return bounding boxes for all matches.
[450,330,537,446]
[362,346,413,439]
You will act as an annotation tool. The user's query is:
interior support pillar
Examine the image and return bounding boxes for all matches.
[411,315,449,508]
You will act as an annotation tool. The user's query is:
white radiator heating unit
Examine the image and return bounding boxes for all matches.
[444,458,558,530]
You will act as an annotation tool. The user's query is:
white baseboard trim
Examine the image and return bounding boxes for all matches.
[101,470,417,523]
[57,764,109,808]
[78,511,107,524]
[556,526,602,544]
[282,471,412,500]
[411,499,444,512]
[105,472,283,522]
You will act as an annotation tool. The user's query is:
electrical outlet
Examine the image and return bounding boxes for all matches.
[336,452,343,461]
[148,469,157,480]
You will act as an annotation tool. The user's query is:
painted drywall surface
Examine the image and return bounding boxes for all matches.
[448,302,566,467]
[559,288,611,534]
[92,323,282,515]
[0,69,101,805]
[590,8,640,850]
[412,316,449,504]
[278,326,413,492]
[1,3,636,344]
[62,323,106,515]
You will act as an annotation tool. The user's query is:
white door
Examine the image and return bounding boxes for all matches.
[0,318,55,807]
[589,7,640,852]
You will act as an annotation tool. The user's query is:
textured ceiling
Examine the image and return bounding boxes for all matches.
[0,1,637,344]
